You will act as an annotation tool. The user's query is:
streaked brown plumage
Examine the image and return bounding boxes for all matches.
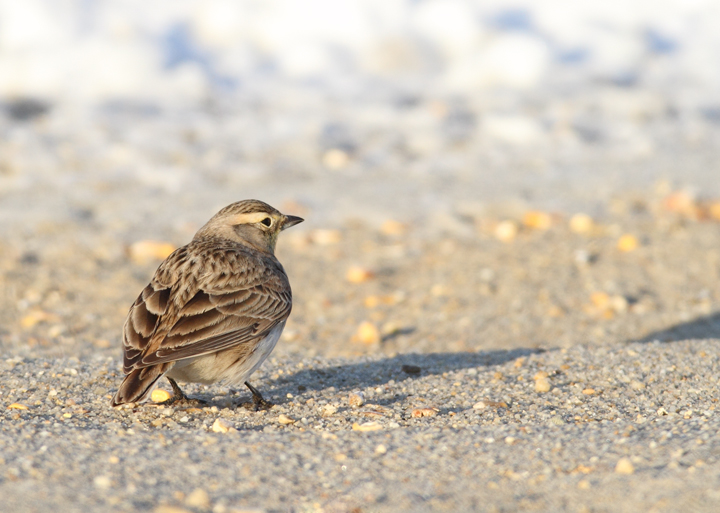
[111,199,303,407]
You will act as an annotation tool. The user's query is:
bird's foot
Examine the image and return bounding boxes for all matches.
[242,381,274,411]
[158,377,207,407]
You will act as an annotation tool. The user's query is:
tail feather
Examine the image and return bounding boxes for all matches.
[111,363,172,406]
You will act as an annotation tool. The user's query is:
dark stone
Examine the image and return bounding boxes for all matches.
[401,365,421,375]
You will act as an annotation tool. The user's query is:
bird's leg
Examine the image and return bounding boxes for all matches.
[167,377,188,402]
[159,377,206,406]
[244,381,274,410]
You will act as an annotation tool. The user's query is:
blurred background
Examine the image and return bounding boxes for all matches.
[2,0,720,359]
[2,0,720,234]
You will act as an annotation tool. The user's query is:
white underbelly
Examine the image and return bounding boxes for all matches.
[166,321,285,386]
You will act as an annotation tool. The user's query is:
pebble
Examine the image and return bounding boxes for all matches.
[151,389,172,403]
[615,458,635,475]
[590,292,610,309]
[523,211,552,230]
[322,149,349,170]
[534,378,551,393]
[352,421,383,432]
[709,202,720,221]
[211,418,234,433]
[574,249,592,265]
[128,240,176,265]
[381,220,406,236]
[309,229,342,245]
[364,295,380,308]
[549,415,565,426]
[348,392,365,408]
[494,220,519,242]
[20,310,57,329]
[381,321,403,338]
[93,475,112,489]
[473,400,508,410]
[431,284,449,297]
[617,234,639,252]
[401,365,421,375]
[630,381,645,390]
[569,213,594,233]
[346,266,374,284]
[185,488,210,509]
[662,190,697,217]
[321,405,338,417]
[411,407,439,418]
[277,414,296,425]
[354,322,380,345]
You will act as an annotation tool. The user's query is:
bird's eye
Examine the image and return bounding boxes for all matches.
[260,217,273,227]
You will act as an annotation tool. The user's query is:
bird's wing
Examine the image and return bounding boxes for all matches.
[121,243,292,373]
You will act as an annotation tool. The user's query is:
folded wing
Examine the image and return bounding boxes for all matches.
[121,244,291,374]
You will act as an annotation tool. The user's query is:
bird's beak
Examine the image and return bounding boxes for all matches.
[282,215,304,230]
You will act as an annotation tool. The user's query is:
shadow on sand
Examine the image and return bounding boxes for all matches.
[632,312,720,343]
[262,347,546,401]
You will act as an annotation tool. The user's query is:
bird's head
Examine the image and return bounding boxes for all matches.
[195,199,304,254]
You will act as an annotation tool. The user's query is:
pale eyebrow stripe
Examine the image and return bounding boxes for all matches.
[227,212,271,225]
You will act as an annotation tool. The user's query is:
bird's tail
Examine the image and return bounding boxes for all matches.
[111,363,172,406]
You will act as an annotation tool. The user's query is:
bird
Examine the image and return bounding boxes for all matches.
[111,199,303,408]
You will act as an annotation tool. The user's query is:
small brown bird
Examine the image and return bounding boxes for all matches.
[111,200,303,407]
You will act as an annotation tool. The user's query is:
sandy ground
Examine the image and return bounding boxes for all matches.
[2,102,720,512]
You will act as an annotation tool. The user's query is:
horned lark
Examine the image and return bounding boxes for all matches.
[111,199,303,408]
